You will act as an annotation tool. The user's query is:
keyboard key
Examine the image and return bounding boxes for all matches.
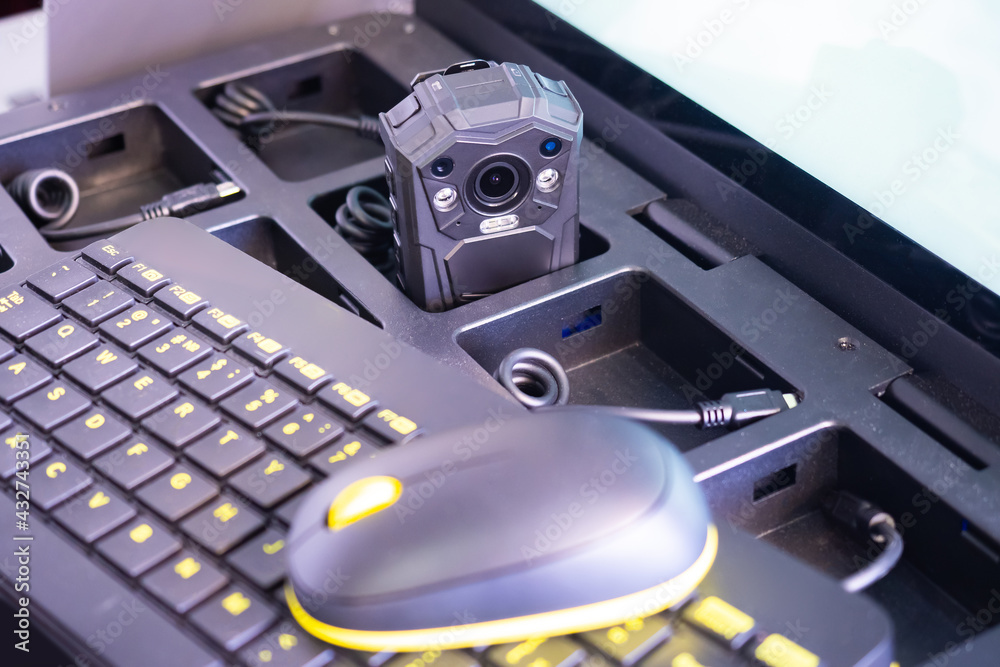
[1,428,50,479]
[143,397,220,448]
[142,550,229,614]
[228,453,311,509]
[0,494,222,667]
[308,436,380,476]
[186,426,265,478]
[32,456,92,510]
[94,439,174,490]
[96,516,181,577]
[0,411,10,432]
[487,638,587,667]
[232,330,289,368]
[317,380,377,421]
[681,596,756,650]
[641,624,746,667]
[264,406,344,458]
[274,491,307,526]
[136,464,218,522]
[190,585,277,651]
[15,381,90,431]
[240,623,335,667]
[581,616,671,666]
[0,354,52,404]
[0,337,13,361]
[53,408,131,459]
[386,651,479,667]
[178,352,253,402]
[273,354,333,395]
[103,370,178,420]
[753,634,821,667]
[220,379,298,430]
[25,321,99,366]
[0,288,62,341]
[27,260,98,302]
[81,239,133,273]
[99,305,174,351]
[153,283,210,319]
[193,306,249,343]
[135,465,219,523]
[227,527,288,590]
[52,485,135,543]
[63,282,134,326]
[181,494,265,555]
[116,260,171,296]
[139,330,213,376]
[364,407,421,443]
[63,343,137,393]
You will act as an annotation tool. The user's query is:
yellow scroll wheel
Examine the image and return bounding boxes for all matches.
[328,476,403,531]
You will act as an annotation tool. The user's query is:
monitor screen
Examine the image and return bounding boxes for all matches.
[531,0,1000,297]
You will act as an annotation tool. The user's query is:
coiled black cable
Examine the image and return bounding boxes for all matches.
[211,82,382,141]
[333,185,396,278]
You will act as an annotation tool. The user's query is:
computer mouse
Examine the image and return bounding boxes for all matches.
[284,410,716,651]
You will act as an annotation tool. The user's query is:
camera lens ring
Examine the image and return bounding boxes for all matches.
[539,137,562,158]
[464,154,531,215]
[430,156,454,178]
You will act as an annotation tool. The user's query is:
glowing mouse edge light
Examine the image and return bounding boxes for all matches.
[286,524,718,651]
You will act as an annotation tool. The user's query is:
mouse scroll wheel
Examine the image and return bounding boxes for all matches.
[328,476,403,531]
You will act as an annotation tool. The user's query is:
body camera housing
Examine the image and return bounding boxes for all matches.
[380,60,583,311]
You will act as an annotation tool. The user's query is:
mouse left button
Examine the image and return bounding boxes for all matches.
[327,475,403,531]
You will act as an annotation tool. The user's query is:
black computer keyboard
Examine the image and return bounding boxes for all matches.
[0,219,893,666]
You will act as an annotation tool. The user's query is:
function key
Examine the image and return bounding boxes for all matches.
[116,260,171,297]
[32,456,92,510]
[52,485,136,543]
[220,380,298,430]
[15,381,89,431]
[364,407,420,443]
[152,283,209,320]
[63,343,137,393]
[53,408,131,460]
[580,616,671,666]
[63,283,134,326]
[264,406,344,458]
[193,306,249,344]
[81,240,133,274]
[273,355,332,394]
[186,426,264,479]
[0,354,52,404]
[231,331,289,368]
[93,439,174,491]
[317,380,377,421]
[180,494,264,555]
[240,623,335,667]
[227,527,288,590]
[26,261,98,302]
[103,370,177,421]
[681,596,756,650]
[141,550,229,614]
[99,305,174,351]
[135,464,218,522]
[0,288,62,341]
[307,435,380,477]
[25,321,99,367]
[190,586,277,652]
[138,330,212,377]
[142,397,220,449]
[178,352,253,402]
[95,516,181,577]
[0,428,51,479]
[228,453,311,509]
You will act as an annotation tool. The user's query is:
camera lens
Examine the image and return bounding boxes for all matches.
[539,137,562,157]
[476,164,518,201]
[430,156,454,178]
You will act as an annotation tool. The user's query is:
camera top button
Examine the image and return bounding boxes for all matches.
[387,95,421,128]
[535,73,568,97]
